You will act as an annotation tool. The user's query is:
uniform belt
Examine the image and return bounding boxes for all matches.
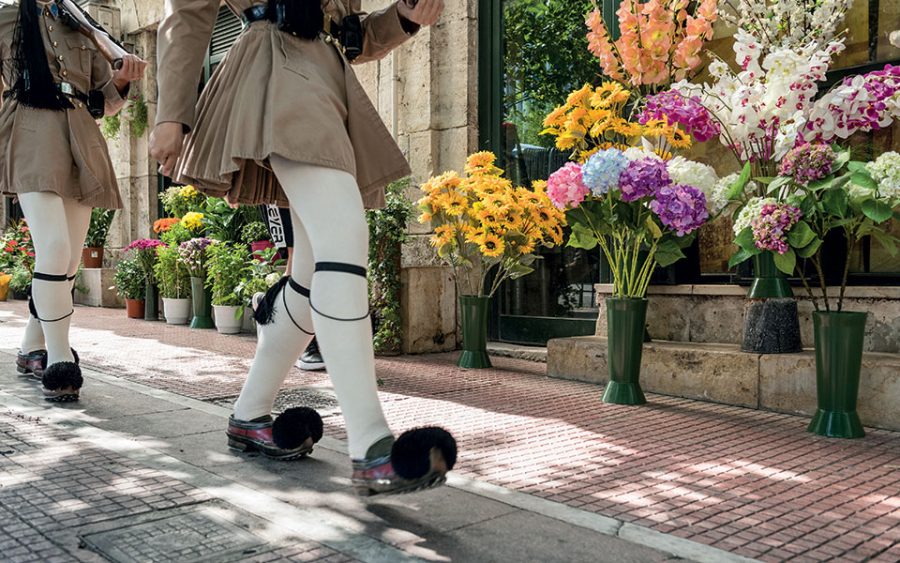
[1,82,89,104]
[241,4,336,34]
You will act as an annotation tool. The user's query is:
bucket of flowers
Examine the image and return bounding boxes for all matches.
[178,237,215,329]
[125,238,166,321]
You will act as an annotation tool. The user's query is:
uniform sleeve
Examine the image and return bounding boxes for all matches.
[91,50,128,116]
[155,0,219,130]
[353,2,419,65]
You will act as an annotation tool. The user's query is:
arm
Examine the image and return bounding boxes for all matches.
[155,0,219,131]
[90,48,127,116]
[351,0,443,65]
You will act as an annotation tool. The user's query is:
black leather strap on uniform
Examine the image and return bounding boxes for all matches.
[284,277,313,335]
[287,277,311,298]
[310,262,370,322]
[30,272,75,323]
[242,4,272,25]
[33,272,70,282]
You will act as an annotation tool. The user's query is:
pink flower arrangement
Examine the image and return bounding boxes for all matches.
[125,238,166,253]
[751,204,802,254]
[546,163,589,209]
[639,90,720,142]
[779,143,836,185]
[586,0,718,89]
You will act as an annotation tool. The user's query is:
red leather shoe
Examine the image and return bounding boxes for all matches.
[352,428,457,497]
[226,407,323,461]
[16,350,46,379]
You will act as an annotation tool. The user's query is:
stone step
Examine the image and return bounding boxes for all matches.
[548,336,900,432]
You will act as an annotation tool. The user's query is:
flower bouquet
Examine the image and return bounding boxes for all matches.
[419,151,567,367]
[178,237,215,328]
[125,238,166,320]
[160,184,205,218]
[154,242,192,325]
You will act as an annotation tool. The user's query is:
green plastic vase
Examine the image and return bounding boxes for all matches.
[458,295,492,369]
[144,282,159,321]
[748,252,793,299]
[603,297,648,405]
[189,276,215,329]
[807,311,867,439]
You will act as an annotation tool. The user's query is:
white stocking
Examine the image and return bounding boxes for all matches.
[232,207,316,421]
[17,193,91,367]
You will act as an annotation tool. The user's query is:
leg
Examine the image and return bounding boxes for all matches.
[17,193,83,401]
[269,157,455,496]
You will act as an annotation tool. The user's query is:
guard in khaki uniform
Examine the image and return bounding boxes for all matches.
[151,0,457,496]
[0,0,145,401]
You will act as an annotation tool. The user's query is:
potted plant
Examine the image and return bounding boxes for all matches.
[160,184,206,218]
[9,263,32,300]
[83,208,116,268]
[113,256,146,318]
[125,239,166,321]
[154,242,192,325]
[203,197,259,243]
[235,245,285,330]
[178,237,215,328]
[765,147,900,438]
[241,221,274,259]
[419,151,567,369]
[206,241,249,335]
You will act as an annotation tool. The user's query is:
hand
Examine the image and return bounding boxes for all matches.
[150,122,185,178]
[112,54,147,91]
[397,0,443,27]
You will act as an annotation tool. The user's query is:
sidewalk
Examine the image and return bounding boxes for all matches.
[1,301,900,561]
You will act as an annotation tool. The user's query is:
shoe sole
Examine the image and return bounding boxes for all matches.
[44,393,79,403]
[226,436,314,461]
[298,361,326,371]
[353,472,448,497]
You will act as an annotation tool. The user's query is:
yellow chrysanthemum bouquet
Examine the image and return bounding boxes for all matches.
[418,152,566,298]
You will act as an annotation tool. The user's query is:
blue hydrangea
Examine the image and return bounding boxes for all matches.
[582,148,629,196]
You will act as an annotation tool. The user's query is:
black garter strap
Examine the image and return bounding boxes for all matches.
[29,272,75,323]
[310,262,371,323]
[283,278,314,335]
[253,276,313,335]
[288,278,311,298]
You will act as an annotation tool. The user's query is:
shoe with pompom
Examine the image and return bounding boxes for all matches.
[352,427,457,497]
[16,349,46,378]
[41,361,83,403]
[226,407,323,461]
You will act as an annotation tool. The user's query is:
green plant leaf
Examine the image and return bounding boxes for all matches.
[568,223,598,250]
[870,230,899,257]
[822,189,849,218]
[726,162,752,200]
[796,238,823,259]
[645,216,663,240]
[786,221,816,248]
[728,246,756,268]
[766,176,791,195]
[847,160,867,173]
[832,151,850,172]
[862,199,894,223]
[655,239,686,267]
[734,227,756,252]
[851,171,878,191]
[807,175,834,192]
[773,249,796,275]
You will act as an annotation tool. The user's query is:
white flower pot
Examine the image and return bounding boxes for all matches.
[214,305,243,334]
[162,297,191,325]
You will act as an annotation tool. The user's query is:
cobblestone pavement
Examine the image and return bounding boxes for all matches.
[2,300,900,562]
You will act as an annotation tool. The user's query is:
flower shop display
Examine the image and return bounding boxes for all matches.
[153,217,180,235]
[202,198,259,243]
[756,147,900,438]
[419,151,567,368]
[125,238,166,321]
[154,243,192,325]
[179,237,215,329]
[160,184,205,218]
[113,257,146,318]
[206,242,249,334]
[83,208,115,268]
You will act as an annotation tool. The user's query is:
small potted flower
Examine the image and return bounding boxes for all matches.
[154,242,192,325]
[113,257,146,318]
[206,242,249,334]
[241,221,274,259]
[178,237,215,328]
[83,209,116,268]
[160,184,206,218]
[125,238,166,321]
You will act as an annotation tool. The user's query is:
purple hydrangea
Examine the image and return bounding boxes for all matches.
[780,142,836,185]
[639,90,720,143]
[751,204,803,254]
[649,184,709,236]
[582,148,629,196]
[619,158,671,202]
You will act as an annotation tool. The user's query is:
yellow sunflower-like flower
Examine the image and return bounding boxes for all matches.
[418,211,433,224]
[478,233,505,258]
[181,211,205,231]
[612,119,644,138]
[502,210,524,232]
[529,207,554,230]
[566,84,593,108]
[642,118,670,137]
[543,105,568,128]
[476,207,501,227]
[516,239,536,255]
[179,185,199,198]
[590,82,631,109]
[430,224,456,247]
[444,193,468,217]
[665,126,692,150]
[531,180,547,195]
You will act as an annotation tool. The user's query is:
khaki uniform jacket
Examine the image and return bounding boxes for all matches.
[156,0,415,208]
[0,1,126,209]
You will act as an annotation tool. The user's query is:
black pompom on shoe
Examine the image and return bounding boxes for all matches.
[391,427,458,480]
[41,362,83,403]
[272,407,324,450]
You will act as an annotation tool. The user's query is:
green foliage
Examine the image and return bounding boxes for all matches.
[85,208,116,248]
[160,222,194,246]
[504,0,597,146]
[202,198,259,243]
[241,221,271,245]
[9,263,32,295]
[160,185,206,218]
[154,243,192,299]
[206,242,249,307]
[366,178,414,355]
[113,257,145,300]
[127,92,149,138]
[100,114,121,139]
[235,247,285,308]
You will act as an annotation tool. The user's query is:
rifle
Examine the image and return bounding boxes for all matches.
[53,0,127,70]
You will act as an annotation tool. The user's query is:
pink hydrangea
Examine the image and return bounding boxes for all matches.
[780,142,836,185]
[751,204,802,254]
[546,163,589,209]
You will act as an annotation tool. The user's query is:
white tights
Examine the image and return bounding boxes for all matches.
[17,192,92,366]
[232,157,392,459]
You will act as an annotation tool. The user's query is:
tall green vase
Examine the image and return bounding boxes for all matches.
[144,282,159,321]
[748,252,793,299]
[808,311,867,439]
[189,276,215,329]
[458,295,492,369]
[603,297,648,405]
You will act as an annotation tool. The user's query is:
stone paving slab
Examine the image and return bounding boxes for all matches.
[3,301,900,561]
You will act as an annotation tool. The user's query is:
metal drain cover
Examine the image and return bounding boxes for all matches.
[81,505,266,563]
[213,388,340,415]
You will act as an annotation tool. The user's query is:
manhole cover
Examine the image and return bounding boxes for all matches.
[212,388,340,415]
[81,507,265,563]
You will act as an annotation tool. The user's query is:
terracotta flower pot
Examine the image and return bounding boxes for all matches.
[82,247,104,269]
[125,298,145,319]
